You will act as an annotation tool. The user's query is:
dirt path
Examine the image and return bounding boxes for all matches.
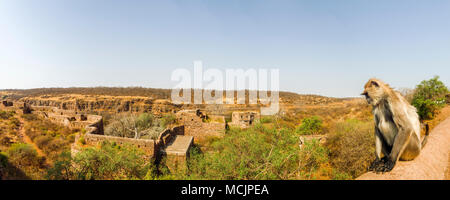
[16,116,51,166]
[357,116,450,180]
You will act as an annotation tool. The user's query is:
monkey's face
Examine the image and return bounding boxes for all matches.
[362,79,384,106]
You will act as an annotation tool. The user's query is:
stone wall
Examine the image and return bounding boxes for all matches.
[298,135,326,148]
[176,110,226,140]
[77,133,157,157]
[7,101,194,169]
[1,101,13,107]
[229,111,260,128]
[157,125,185,146]
[28,105,104,134]
[164,135,194,172]
[72,125,186,160]
[22,97,182,116]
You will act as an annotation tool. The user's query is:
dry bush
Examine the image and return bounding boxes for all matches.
[23,118,75,161]
[34,135,53,150]
[325,119,375,178]
[105,113,164,139]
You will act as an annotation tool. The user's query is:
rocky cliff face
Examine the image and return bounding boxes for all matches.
[4,88,351,118]
[21,95,182,115]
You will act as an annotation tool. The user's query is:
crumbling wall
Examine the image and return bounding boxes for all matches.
[299,135,327,148]
[164,135,194,172]
[176,110,226,139]
[73,125,186,160]
[8,101,195,168]
[27,105,104,134]
[1,101,13,107]
[229,111,260,128]
[157,125,185,146]
[78,133,157,157]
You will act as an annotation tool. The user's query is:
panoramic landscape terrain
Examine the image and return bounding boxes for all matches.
[1,1,450,183]
[1,77,448,180]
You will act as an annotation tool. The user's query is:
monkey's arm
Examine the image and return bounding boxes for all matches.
[374,128,383,160]
[369,129,384,172]
[369,127,391,172]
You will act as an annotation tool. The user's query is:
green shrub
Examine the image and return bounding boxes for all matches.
[161,114,176,128]
[7,143,43,168]
[46,142,150,180]
[184,126,300,180]
[178,124,342,180]
[78,135,86,145]
[260,116,275,124]
[136,113,154,129]
[412,76,449,120]
[297,139,333,179]
[67,134,76,143]
[45,151,73,180]
[296,116,323,135]
[0,152,8,168]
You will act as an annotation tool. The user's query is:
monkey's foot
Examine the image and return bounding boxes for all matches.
[375,159,395,173]
[368,158,383,172]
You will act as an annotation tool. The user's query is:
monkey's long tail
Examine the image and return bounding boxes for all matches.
[421,123,430,149]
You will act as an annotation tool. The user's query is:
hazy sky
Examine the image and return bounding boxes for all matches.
[1,0,449,97]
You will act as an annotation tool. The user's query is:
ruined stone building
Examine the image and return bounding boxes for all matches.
[229,111,260,128]
[176,109,226,140]
[8,102,193,172]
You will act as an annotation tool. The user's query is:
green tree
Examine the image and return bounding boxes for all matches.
[296,116,323,135]
[412,76,449,120]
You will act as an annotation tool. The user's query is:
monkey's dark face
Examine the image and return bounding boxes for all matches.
[362,79,384,106]
[361,90,372,104]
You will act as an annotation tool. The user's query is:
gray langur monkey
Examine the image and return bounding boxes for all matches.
[361,78,429,173]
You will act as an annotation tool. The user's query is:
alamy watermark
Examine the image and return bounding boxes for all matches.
[171,61,279,115]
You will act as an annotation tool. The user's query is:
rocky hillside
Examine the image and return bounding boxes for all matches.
[0,88,369,120]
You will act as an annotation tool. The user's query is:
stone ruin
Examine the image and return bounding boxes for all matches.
[176,109,226,140]
[72,125,192,171]
[2,101,232,172]
[0,101,31,114]
[1,101,13,107]
[229,111,260,128]
[31,106,104,134]
[298,135,327,148]
[3,102,194,171]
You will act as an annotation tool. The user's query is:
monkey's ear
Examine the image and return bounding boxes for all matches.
[371,81,380,87]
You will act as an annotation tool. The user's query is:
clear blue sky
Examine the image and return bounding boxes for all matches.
[1,0,449,97]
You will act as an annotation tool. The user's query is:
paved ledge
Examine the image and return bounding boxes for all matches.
[165,135,194,156]
[357,117,450,180]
